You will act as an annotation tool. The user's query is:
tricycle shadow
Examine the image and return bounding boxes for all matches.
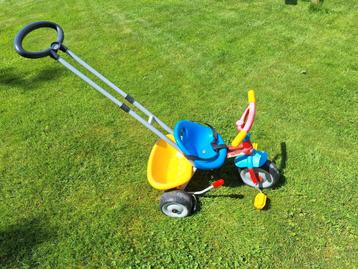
[186,159,243,192]
[185,160,244,216]
[186,141,287,215]
[272,142,288,189]
[187,141,287,191]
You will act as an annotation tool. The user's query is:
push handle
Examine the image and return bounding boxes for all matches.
[14,21,65,59]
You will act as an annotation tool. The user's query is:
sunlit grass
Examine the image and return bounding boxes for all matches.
[0,0,357,268]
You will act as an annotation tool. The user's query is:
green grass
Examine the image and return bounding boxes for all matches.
[1,0,357,268]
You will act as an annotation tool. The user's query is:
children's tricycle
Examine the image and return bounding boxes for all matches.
[15,21,280,218]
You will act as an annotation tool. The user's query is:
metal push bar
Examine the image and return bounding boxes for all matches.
[14,21,180,152]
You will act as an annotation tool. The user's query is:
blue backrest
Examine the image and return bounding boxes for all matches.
[173,120,227,170]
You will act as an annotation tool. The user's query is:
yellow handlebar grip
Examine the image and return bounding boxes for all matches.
[248,89,256,103]
[231,130,247,147]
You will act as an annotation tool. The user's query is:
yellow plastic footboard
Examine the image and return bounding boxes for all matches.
[147,134,194,190]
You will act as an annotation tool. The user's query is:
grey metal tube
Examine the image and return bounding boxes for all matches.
[65,50,173,134]
[57,57,180,151]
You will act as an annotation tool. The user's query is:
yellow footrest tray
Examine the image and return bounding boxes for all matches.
[254,192,267,209]
[147,134,194,191]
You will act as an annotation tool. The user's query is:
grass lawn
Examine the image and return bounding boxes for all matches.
[0,0,357,268]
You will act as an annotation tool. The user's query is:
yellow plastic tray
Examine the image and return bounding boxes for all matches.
[147,134,194,190]
[254,192,267,209]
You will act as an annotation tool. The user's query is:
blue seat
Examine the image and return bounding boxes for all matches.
[173,120,227,170]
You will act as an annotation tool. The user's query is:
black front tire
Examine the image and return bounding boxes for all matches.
[160,190,194,218]
[238,160,280,189]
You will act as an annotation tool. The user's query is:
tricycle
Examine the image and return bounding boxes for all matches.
[14,21,280,218]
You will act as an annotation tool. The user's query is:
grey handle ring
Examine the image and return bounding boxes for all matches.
[14,21,64,59]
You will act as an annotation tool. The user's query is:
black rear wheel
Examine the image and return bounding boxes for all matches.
[160,190,195,218]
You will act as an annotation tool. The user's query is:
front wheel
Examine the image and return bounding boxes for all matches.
[239,160,280,189]
[160,190,195,218]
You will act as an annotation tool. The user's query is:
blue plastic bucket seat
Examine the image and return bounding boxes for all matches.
[173,120,227,170]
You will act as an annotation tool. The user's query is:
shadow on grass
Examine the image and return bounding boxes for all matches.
[0,217,55,268]
[205,193,244,199]
[187,142,288,213]
[285,0,298,5]
[0,66,65,90]
[285,0,326,10]
[272,142,288,189]
[187,141,288,191]
[186,158,243,192]
[187,161,245,216]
